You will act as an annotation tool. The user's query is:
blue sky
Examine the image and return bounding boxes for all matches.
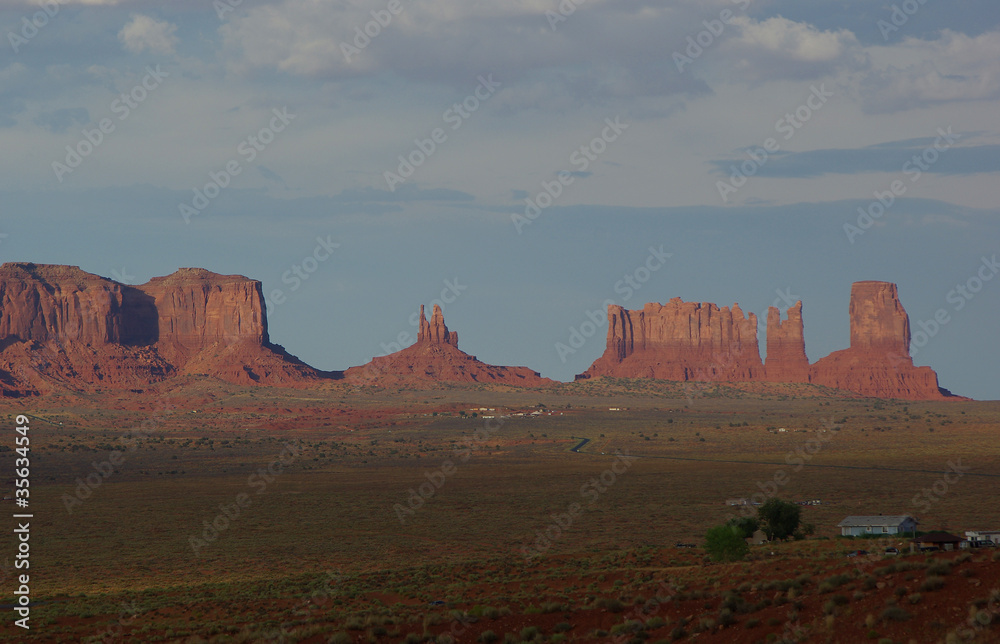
[1,0,998,399]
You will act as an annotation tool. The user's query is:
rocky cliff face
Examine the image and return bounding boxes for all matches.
[810,281,946,399]
[0,263,325,394]
[417,304,458,346]
[346,304,552,387]
[578,283,956,400]
[137,268,270,364]
[0,263,126,345]
[577,299,764,381]
[763,302,810,382]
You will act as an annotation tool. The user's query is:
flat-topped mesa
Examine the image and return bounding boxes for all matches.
[137,268,270,363]
[810,281,947,399]
[417,304,458,346]
[0,264,326,394]
[0,263,126,345]
[764,301,810,382]
[578,298,764,381]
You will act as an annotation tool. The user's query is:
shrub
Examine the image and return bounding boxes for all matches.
[519,626,539,640]
[746,618,760,628]
[704,525,749,562]
[921,576,945,591]
[927,561,952,576]
[595,598,625,613]
[670,626,687,641]
[881,606,911,622]
[646,616,667,629]
[328,634,351,644]
[477,631,498,643]
[908,593,922,604]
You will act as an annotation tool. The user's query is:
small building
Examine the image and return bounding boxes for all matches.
[964,530,1000,546]
[911,532,966,552]
[837,515,919,537]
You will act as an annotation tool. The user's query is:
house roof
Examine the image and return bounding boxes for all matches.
[913,532,964,543]
[837,515,917,528]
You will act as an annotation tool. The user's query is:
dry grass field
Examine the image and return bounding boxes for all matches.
[1,378,998,642]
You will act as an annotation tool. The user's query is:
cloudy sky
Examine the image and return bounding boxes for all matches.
[2,0,998,398]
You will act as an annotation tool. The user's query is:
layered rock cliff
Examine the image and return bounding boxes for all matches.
[0,263,326,394]
[763,302,810,382]
[578,282,955,400]
[345,304,553,387]
[809,281,947,399]
[576,299,764,381]
[0,263,126,345]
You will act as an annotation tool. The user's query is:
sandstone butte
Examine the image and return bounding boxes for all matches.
[343,304,554,387]
[0,264,963,399]
[577,281,958,401]
[0,263,324,395]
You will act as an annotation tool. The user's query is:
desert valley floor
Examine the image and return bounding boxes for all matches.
[2,378,998,643]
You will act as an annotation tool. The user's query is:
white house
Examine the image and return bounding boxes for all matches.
[837,515,918,537]
[965,530,1000,545]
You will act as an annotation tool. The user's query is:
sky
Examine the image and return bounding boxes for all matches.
[1,0,998,399]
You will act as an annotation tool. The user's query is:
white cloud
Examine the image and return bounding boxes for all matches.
[861,30,1000,113]
[118,14,178,56]
[721,16,864,82]
[218,0,713,99]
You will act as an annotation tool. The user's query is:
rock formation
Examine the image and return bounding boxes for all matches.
[345,304,553,387]
[576,299,764,381]
[809,281,947,399]
[763,302,810,382]
[0,263,127,345]
[418,304,458,346]
[136,268,270,364]
[0,263,328,395]
[578,282,957,400]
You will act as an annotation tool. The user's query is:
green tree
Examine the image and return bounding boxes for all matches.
[705,524,750,562]
[727,516,759,539]
[757,498,801,541]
